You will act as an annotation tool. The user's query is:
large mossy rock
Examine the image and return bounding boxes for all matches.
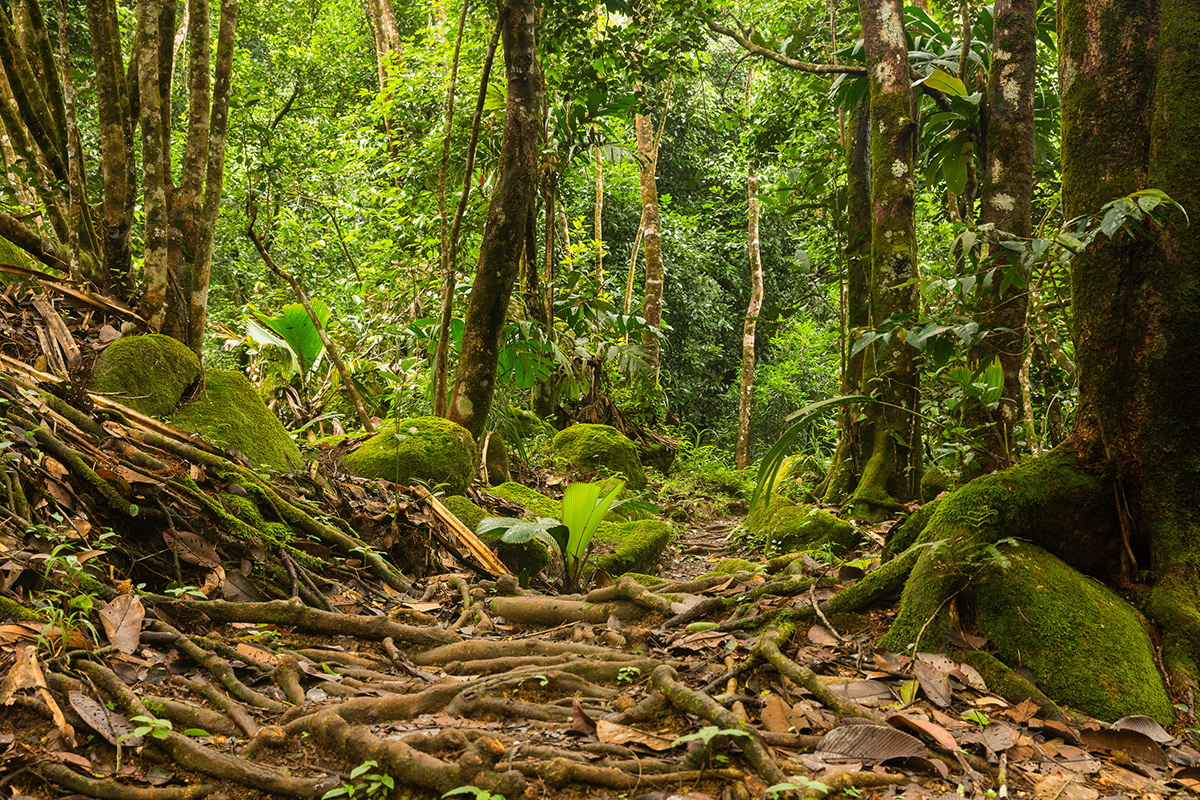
[552,424,647,490]
[442,495,551,578]
[91,334,201,417]
[968,543,1172,724]
[748,496,860,557]
[343,417,477,494]
[488,482,671,577]
[171,370,301,473]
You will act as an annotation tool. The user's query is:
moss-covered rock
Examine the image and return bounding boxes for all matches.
[882,497,944,562]
[488,482,672,576]
[342,417,477,494]
[171,370,301,472]
[921,466,954,502]
[748,497,860,557]
[593,519,673,576]
[442,494,488,531]
[708,558,760,576]
[507,406,554,442]
[969,543,1172,724]
[484,439,509,485]
[552,424,647,490]
[91,334,201,417]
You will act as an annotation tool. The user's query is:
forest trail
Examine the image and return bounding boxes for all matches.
[0,290,1197,800]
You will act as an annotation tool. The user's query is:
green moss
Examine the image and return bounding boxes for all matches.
[260,522,294,547]
[552,424,647,490]
[220,492,266,528]
[489,482,562,518]
[969,543,1171,724]
[0,236,30,272]
[882,496,944,562]
[921,466,954,502]
[91,334,201,417]
[707,558,760,576]
[442,495,488,531]
[342,417,477,494]
[170,370,301,473]
[748,497,859,558]
[506,406,554,442]
[593,519,673,576]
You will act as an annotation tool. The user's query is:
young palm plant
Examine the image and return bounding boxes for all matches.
[477,480,624,592]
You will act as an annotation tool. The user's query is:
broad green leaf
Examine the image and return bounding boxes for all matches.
[920,68,966,97]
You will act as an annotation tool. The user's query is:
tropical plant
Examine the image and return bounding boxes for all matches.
[475,479,624,591]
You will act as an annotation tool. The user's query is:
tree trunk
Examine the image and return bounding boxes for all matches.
[594,144,604,285]
[965,0,1037,474]
[823,105,872,503]
[736,69,763,471]
[849,0,921,518]
[635,111,664,376]
[447,0,543,443]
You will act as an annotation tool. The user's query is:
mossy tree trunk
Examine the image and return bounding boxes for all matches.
[736,69,764,471]
[448,0,544,443]
[849,0,921,519]
[882,0,1200,700]
[965,0,1037,474]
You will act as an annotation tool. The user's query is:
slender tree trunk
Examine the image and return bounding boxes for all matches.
[137,0,171,334]
[448,0,543,442]
[594,144,604,286]
[850,0,921,518]
[367,0,403,159]
[433,20,500,418]
[966,0,1037,474]
[736,69,764,470]
[824,105,872,503]
[635,111,664,376]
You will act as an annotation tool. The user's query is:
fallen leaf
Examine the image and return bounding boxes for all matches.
[808,624,839,646]
[913,658,952,707]
[98,594,144,654]
[760,694,793,734]
[1110,715,1175,744]
[1080,727,1168,767]
[162,528,219,568]
[887,713,959,751]
[595,719,676,751]
[234,643,279,667]
[981,721,1020,755]
[571,697,596,736]
[816,724,926,762]
[1007,698,1039,723]
[68,691,140,747]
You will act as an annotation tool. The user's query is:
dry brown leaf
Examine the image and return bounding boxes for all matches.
[594,720,676,751]
[235,643,279,667]
[886,713,959,751]
[913,658,952,708]
[1080,727,1169,767]
[68,691,139,746]
[571,697,596,736]
[816,724,926,763]
[1032,771,1099,800]
[760,694,793,734]
[1110,715,1175,744]
[98,594,144,654]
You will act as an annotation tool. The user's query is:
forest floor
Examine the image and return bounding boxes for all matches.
[0,285,1198,800]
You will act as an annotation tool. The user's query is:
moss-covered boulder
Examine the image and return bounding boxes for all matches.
[707,558,760,576]
[171,370,301,472]
[442,494,551,578]
[553,424,647,490]
[488,482,672,577]
[969,543,1172,724]
[507,406,554,442]
[343,417,477,494]
[921,465,955,502]
[749,497,860,557]
[91,334,201,417]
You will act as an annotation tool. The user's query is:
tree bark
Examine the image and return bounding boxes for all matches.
[447,0,543,442]
[736,70,763,471]
[136,0,171,335]
[635,111,664,376]
[850,0,921,518]
[966,0,1037,474]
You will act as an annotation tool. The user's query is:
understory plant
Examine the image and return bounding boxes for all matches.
[476,480,624,592]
